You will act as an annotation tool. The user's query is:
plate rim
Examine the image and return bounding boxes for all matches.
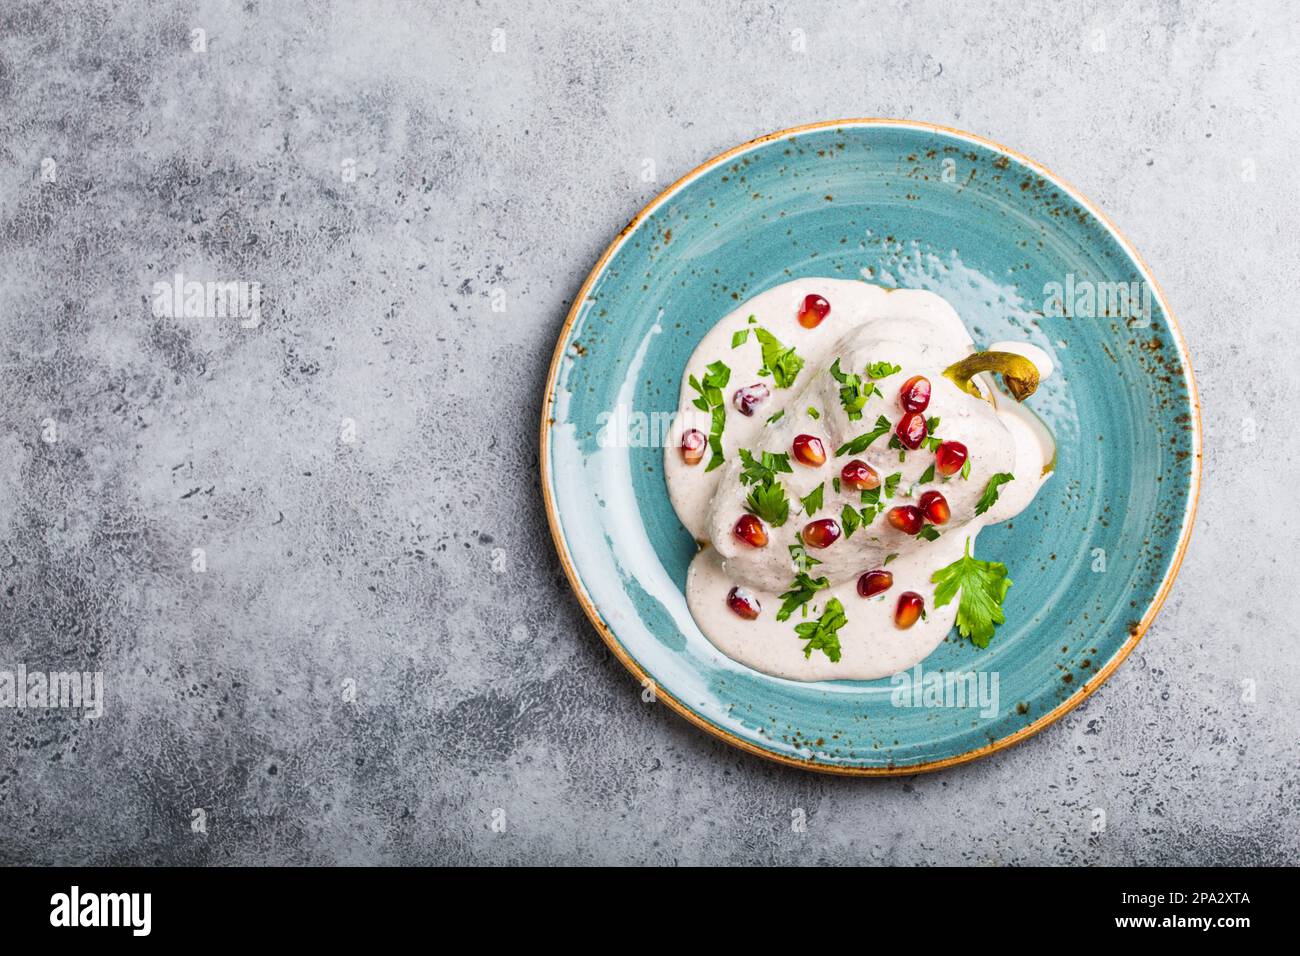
[539,118,1203,776]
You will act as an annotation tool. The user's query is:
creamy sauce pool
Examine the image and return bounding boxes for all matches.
[665,279,1054,682]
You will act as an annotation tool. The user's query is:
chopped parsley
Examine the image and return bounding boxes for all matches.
[738,449,793,486]
[731,329,750,348]
[706,405,725,469]
[828,358,879,421]
[884,471,902,498]
[777,571,829,622]
[922,416,942,452]
[688,360,731,471]
[858,486,884,524]
[883,553,899,565]
[794,597,848,662]
[766,410,785,425]
[788,534,821,574]
[832,476,841,494]
[807,406,820,420]
[753,327,805,388]
[745,480,789,527]
[841,503,862,538]
[835,414,893,457]
[975,472,1015,516]
[961,458,972,480]
[800,482,825,516]
[916,525,941,542]
[931,538,1013,648]
[867,360,902,379]
[918,462,936,484]
[888,434,907,462]
[739,449,792,526]
[688,360,730,411]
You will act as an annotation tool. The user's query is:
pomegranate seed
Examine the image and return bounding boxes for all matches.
[935,441,968,476]
[726,586,761,620]
[797,293,831,329]
[895,412,928,450]
[733,514,768,548]
[802,518,841,549]
[919,490,950,525]
[792,434,826,466]
[680,429,706,465]
[840,459,880,491]
[857,569,893,598]
[887,505,923,535]
[894,592,924,629]
[898,375,931,413]
[732,383,770,416]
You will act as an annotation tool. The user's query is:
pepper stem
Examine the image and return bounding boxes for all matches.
[943,351,1040,402]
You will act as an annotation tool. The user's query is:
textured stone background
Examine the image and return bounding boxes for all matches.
[0,0,1295,865]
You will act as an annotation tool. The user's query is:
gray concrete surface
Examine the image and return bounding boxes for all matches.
[0,0,1295,866]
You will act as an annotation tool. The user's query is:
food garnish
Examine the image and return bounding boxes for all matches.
[943,351,1040,401]
[688,359,731,471]
[794,597,848,661]
[930,538,1013,647]
[975,472,1015,516]
[836,414,893,456]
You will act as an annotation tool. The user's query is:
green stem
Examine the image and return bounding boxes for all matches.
[943,351,1040,402]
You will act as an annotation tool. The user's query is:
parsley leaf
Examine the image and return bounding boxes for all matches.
[884,471,902,498]
[841,503,862,539]
[706,360,731,385]
[739,448,794,525]
[883,553,899,565]
[794,597,848,662]
[688,361,731,471]
[788,534,822,574]
[753,327,805,388]
[800,482,825,516]
[867,361,902,378]
[931,539,1013,648]
[828,358,879,421]
[918,462,936,484]
[706,405,726,471]
[921,416,942,452]
[766,410,784,425]
[731,329,749,348]
[961,457,972,480]
[745,480,790,527]
[835,414,893,457]
[777,571,829,622]
[858,486,883,524]
[688,360,730,408]
[807,406,820,420]
[738,449,793,486]
[916,525,941,541]
[975,472,1015,516]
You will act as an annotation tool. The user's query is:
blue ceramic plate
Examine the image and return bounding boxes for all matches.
[541,120,1200,774]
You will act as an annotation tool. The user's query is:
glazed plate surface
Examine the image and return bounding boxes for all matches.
[540,120,1199,774]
